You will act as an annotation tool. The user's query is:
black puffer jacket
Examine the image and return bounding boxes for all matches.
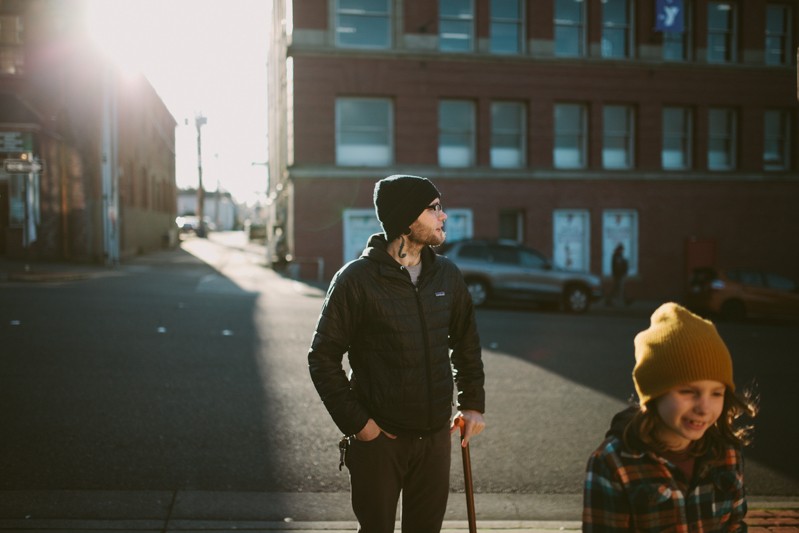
[308,233,485,437]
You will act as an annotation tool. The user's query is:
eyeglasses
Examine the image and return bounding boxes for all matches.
[425,203,444,213]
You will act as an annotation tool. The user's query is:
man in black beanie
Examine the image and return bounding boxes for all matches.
[308,174,485,532]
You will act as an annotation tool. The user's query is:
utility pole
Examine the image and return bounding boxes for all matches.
[101,64,119,264]
[195,113,207,237]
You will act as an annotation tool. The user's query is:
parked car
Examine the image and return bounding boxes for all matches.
[438,239,603,313]
[685,267,799,321]
[175,216,215,235]
[176,215,200,233]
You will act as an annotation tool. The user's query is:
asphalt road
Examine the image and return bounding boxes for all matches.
[1,232,797,507]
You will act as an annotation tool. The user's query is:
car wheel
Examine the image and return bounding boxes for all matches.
[466,279,489,307]
[721,299,746,321]
[563,285,590,313]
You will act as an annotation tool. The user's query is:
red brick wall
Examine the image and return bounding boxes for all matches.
[404,2,438,35]
[283,0,799,302]
[293,0,327,29]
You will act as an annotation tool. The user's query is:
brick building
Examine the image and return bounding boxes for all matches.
[0,0,177,263]
[267,0,799,301]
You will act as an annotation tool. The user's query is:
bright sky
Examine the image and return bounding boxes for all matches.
[84,0,271,205]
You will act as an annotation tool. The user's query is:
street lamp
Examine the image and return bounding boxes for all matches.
[251,161,270,258]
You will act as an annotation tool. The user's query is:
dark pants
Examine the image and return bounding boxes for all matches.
[345,425,452,533]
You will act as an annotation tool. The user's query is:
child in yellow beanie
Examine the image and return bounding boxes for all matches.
[582,302,757,532]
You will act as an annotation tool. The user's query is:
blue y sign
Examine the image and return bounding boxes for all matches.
[656,0,684,33]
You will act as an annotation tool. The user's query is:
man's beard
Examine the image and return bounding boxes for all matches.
[408,224,446,247]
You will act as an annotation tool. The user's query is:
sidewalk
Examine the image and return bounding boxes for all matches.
[0,490,795,532]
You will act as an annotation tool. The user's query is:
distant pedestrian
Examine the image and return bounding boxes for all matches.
[605,244,628,306]
[583,302,757,532]
[308,174,486,533]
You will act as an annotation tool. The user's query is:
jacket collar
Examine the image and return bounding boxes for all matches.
[362,233,440,275]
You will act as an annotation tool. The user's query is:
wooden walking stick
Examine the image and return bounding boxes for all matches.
[455,417,477,533]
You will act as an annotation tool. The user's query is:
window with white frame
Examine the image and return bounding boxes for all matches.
[766,4,792,66]
[440,0,474,52]
[554,0,586,57]
[491,101,526,168]
[602,0,631,59]
[764,109,791,170]
[490,0,523,54]
[663,0,691,61]
[336,98,393,166]
[603,105,634,169]
[439,100,475,167]
[343,208,474,263]
[707,2,737,63]
[335,0,391,49]
[708,108,737,170]
[602,210,638,277]
[554,103,587,169]
[662,106,692,170]
[553,210,590,272]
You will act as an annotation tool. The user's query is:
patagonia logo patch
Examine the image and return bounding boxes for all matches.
[435,291,446,297]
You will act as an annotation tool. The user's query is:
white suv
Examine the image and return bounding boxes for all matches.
[438,239,603,313]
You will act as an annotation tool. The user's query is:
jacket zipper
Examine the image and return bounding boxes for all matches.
[413,279,434,431]
[401,263,435,432]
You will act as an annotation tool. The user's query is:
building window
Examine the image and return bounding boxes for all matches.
[602,0,631,58]
[554,103,587,169]
[336,98,393,166]
[499,209,524,241]
[708,108,736,170]
[554,0,586,57]
[335,0,391,49]
[439,100,475,167]
[707,2,736,63]
[663,0,691,61]
[440,0,474,52]
[553,210,590,272]
[603,105,634,169]
[490,0,523,54]
[0,15,24,75]
[343,208,473,263]
[764,109,791,170]
[490,102,526,168]
[662,106,693,170]
[766,4,792,66]
[602,210,638,277]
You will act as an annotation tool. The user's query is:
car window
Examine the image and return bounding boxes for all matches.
[458,243,488,260]
[489,245,520,265]
[765,273,797,292]
[519,249,547,269]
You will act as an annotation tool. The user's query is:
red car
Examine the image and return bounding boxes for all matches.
[685,267,799,321]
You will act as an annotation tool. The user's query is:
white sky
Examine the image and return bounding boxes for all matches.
[84,0,271,205]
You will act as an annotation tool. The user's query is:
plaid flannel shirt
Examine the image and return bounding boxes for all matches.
[583,435,747,532]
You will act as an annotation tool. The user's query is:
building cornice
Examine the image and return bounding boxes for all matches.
[287,165,798,182]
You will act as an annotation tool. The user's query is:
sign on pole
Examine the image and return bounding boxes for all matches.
[3,159,43,174]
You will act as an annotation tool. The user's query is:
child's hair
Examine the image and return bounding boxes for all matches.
[624,302,758,458]
[622,387,758,458]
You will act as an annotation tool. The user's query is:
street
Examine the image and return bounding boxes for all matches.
[1,232,797,521]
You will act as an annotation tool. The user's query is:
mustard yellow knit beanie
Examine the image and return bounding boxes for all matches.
[633,302,734,405]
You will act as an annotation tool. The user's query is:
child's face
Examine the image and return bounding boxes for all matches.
[655,380,726,451]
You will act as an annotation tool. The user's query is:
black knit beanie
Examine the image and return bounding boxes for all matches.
[373,175,441,241]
